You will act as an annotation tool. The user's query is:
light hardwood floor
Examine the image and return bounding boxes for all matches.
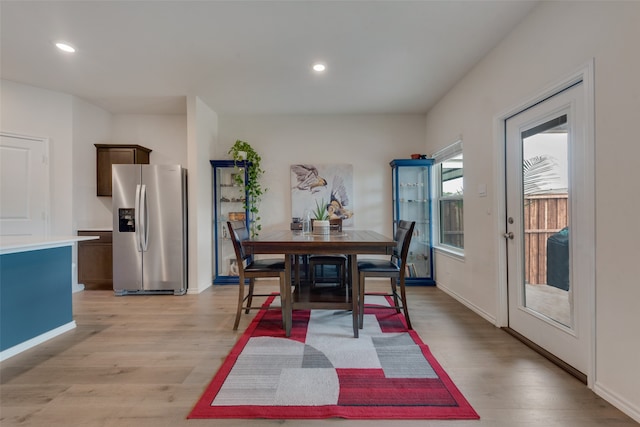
[1,282,637,427]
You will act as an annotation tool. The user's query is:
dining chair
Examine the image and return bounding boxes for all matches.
[309,254,347,288]
[227,220,287,330]
[357,220,416,329]
[308,218,347,289]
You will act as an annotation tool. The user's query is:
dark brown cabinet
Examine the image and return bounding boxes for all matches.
[77,230,113,290]
[95,144,151,196]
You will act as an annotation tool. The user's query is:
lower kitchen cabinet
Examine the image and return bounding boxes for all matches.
[77,230,113,290]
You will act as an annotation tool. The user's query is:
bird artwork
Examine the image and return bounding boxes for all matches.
[291,164,328,193]
[327,175,353,220]
[290,163,354,226]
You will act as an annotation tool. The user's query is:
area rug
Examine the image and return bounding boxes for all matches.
[188,295,479,420]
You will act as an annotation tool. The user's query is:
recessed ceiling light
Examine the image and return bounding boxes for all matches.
[55,42,76,53]
[312,63,326,72]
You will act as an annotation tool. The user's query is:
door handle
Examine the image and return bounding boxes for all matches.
[140,184,149,252]
[135,184,143,252]
[503,231,514,240]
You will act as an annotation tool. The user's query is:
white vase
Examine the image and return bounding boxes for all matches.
[238,151,247,160]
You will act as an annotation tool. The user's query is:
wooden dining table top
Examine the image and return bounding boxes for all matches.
[241,229,396,255]
[241,228,395,338]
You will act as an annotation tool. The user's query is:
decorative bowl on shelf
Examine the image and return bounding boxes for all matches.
[228,212,246,221]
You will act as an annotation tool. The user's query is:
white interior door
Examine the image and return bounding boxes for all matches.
[505,82,592,377]
[0,133,49,236]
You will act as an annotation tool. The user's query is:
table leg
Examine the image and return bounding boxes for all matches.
[283,254,293,337]
[349,254,359,338]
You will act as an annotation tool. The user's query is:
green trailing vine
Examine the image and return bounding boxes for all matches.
[228,140,266,236]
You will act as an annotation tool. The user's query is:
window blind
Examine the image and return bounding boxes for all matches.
[432,139,463,164]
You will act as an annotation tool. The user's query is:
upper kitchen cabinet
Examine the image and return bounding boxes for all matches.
[95,144,151,196]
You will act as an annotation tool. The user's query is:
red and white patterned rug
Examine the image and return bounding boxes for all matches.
[188,295,479,420]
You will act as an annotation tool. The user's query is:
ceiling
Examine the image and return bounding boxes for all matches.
[0,1,538,116]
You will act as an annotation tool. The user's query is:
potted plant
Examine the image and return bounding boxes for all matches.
[300,199,327,234]
[228,140,266,236]
[312,198,329,221]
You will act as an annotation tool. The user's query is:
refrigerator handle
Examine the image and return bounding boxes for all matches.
[134,184,143,252]
[141,184,149,251]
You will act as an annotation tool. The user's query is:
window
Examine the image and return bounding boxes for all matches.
[433,141,464,251]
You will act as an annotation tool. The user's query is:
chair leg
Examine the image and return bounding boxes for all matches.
[390,278,401,314]
[309,263,316,287]
[358,274,411,330]
[245,278,255,314]
[398,278,412,330]
[233,274,246,330]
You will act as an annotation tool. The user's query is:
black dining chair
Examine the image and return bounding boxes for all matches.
[357,220,416,329]
[308,218,347,289]
[309,254,348,288]
[227,220,287,330]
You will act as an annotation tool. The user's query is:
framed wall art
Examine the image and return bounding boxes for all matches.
[290,164,354,226]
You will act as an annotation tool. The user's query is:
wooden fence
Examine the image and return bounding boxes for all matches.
[440,199,464,248]
[524,194,568,285]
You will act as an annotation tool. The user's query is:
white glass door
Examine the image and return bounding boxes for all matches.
[505,82,591,376]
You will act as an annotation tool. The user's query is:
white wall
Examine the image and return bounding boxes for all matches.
[69,111,189,230]
[72,113,189,229]
[72,97,113,230]
[186,96,216,293]
[1,80,113,291]
[0,80,74,236]
[217,114,427,236]
[424,1,640,420]
[112,114,188,166]
[2,80,197,289]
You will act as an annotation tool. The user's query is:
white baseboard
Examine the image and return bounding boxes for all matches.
[436,282,498,325]
[187,281,212,294]
[594,381,640,423]
[0,321,76,362]
[437,282,640,423]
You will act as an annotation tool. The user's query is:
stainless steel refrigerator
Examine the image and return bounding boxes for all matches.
[112,164,187,295]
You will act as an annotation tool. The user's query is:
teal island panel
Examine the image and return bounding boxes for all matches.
[1,246,72,351]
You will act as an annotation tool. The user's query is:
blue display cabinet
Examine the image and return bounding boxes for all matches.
[390,159,435,285]
[211,160,250,284]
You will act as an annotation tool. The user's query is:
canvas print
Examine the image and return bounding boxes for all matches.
[290,164,354,227]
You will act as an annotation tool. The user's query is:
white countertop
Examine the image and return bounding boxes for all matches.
[0,235,99,255]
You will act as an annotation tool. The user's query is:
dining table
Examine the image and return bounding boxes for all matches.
[242,229,396,338]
